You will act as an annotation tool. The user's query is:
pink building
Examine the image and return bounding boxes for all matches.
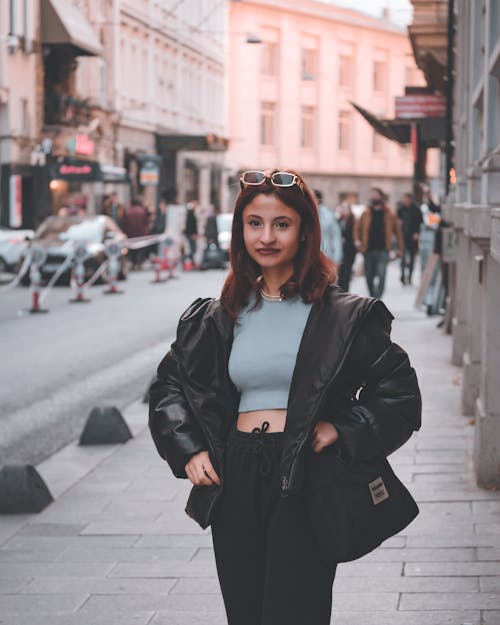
[227,0,433,207]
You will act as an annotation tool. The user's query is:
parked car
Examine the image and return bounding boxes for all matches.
[216,212,233,260]
[21,214,128,285]
[0,227,34,276]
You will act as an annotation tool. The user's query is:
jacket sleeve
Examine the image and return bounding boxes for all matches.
[331,303,422,464]
[148,344,208,478]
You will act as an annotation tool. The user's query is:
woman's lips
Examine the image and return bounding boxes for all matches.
[257,249,279,255]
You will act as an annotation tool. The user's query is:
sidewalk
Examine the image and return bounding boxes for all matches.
[1,265,499,625]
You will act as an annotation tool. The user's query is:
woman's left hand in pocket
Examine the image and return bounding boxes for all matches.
[310,420,339,453]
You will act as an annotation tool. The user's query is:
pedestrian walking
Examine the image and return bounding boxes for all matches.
[336,201,356,291]
[397,192,423,285]
[183,202,198,266]
[122,198,150,269]
[314,189,343,269]
[354,187,403,299]
[149,169,421,625]
[419,185,442,314]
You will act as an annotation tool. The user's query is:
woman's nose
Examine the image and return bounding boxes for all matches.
[260,225,275,243]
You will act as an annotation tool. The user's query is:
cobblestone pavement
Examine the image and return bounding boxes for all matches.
[1,265,499,625]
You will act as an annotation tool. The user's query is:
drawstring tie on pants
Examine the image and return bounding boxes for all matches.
[251,420,272,476]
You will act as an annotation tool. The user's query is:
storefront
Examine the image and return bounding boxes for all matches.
[47,158,130,216]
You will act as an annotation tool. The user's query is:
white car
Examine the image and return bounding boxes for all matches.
[0,227,34,275]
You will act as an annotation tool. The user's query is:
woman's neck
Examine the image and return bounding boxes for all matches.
[260,268,293,297]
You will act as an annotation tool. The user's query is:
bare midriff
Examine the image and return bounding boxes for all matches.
[236,409,287,432]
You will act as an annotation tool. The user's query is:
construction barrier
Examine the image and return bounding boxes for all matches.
[103,241,124,295]
[0,248,33,292]
[26,245,49,314]
[69,244,91,303]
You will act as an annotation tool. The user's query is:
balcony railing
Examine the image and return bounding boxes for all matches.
[44,91,92,126]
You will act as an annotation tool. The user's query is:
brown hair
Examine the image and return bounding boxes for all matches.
[221,170,336,320]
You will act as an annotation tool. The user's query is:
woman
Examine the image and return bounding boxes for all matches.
[336,200,356,291]
[149,170,421,625]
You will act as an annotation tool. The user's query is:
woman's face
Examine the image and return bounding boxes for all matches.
[242,194,302,273]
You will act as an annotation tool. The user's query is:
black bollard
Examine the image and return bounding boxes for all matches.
[79,406,132,445]
[0,465,53,513]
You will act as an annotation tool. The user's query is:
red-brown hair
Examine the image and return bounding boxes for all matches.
[221,170,337,320]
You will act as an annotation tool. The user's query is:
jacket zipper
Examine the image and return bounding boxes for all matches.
[281,300,377,495]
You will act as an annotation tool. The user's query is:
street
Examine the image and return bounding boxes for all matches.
[0,268,227,465]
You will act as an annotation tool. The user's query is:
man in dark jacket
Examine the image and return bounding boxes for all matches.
[122,198,150,268]
[397,193,423,285]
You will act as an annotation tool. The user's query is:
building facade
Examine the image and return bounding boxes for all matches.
[447,0,500,487]
[410,0,500,487]
[227,0,431,209]
[0,0,229,229]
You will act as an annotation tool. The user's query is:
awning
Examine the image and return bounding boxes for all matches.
[41,0,102,57]
[350,102,445,148]
[350,102,410,144]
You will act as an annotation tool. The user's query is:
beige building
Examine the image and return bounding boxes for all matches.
[227,0,432,208]
[0,0,229,228]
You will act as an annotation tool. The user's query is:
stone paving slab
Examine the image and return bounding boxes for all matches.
[399,591,499,610]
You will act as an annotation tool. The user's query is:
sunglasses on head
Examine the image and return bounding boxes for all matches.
[239,170,304,191]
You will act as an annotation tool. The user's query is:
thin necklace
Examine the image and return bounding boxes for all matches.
[257,275,283,301]
[261,289,283,302]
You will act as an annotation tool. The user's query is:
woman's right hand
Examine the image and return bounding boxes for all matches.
[185,450,221,486]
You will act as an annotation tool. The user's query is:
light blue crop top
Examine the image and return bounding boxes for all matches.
[228,295,313,412]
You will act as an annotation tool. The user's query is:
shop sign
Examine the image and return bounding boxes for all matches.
[441,227,457,263]
[50,159,100,181]
[9,175,22,228]
[139,159,159,186]
[67,134,95,156]
[395,95,446,119]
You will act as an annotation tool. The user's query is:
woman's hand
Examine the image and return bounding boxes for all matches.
[185,450,221,486]
[310,421,339,453]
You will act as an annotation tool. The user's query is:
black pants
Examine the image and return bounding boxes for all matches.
[211,423,337,625]
[400,243,417,284]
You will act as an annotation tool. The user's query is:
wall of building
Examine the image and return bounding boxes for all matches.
[227,0,431,206]
[445,0,500,487]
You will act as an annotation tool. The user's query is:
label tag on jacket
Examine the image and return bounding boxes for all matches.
[369,477,389,505]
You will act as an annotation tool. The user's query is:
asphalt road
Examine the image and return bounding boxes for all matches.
[0,267,227,465]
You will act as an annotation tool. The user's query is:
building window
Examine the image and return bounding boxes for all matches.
[338,111,351,151]
[301,48,316,80]
[261,41,278,76]
[373,60,386,92]
[260,102,276,146]
[339,55,353,87]
[20,98,29,135]
[372,130,384,154]
[301,106,315,148]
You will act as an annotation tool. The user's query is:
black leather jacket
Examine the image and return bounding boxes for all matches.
[149,286,422,528]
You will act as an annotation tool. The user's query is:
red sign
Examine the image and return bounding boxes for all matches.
[59,164,92,175]
[395,95,446,119]
[75,134,95,156]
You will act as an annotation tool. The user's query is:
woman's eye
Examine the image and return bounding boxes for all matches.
[248,219,262,227]
[274,222,290,229]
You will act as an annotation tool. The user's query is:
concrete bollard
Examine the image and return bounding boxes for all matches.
[0,465,53,513]
[79,406,132,445]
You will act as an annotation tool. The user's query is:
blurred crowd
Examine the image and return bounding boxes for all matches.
[314,184,446,316]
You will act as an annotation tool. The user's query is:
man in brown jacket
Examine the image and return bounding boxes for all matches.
[354,187,403,298]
